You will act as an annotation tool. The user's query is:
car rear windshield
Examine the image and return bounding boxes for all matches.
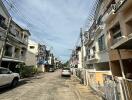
[63,68,70,70]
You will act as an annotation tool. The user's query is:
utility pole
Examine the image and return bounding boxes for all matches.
[80,28,84,68]
[0,17,12,67]
[80,28,87,85]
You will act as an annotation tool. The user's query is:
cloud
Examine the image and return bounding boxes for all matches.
[4,0,94,62]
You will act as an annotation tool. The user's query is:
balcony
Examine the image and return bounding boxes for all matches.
[86,54,98,64]
[8,33,28,45]
[115,0,127,12]
[95,24,105,35]
[102,4,116,23]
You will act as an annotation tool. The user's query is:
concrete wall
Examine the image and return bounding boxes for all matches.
[27,40,38,54]
[25,40,38,66]
[25,51,37,66]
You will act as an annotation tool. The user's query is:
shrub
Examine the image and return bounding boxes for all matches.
[20,65,38,78]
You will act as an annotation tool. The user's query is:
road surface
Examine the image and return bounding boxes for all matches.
[0,70,100,100]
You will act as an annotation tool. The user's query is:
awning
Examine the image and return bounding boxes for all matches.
[2,58,24,63]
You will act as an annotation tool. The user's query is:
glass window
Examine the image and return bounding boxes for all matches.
[30,46,35,49]
[0,68,9,74]
[98,34,105,51]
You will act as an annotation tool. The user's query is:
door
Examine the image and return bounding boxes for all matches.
[0,68,5,86]
[0,68,12,85]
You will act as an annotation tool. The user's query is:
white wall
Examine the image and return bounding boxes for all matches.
[27,40,38,55]
[25,40,38,66]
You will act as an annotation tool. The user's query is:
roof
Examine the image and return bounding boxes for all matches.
[11,20,31,36]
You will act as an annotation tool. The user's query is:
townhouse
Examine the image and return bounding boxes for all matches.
[103,0,132,99]
[84,0,111,94]
[83,0,132,99]
[2,20,30,71]
[0,0,31,72]
[0,0,10,63]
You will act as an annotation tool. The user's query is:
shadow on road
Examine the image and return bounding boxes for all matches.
[0,79,29,94]
[61,76,71,80]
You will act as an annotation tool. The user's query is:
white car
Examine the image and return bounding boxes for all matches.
[61,68,71,77]
[0,67,20,88]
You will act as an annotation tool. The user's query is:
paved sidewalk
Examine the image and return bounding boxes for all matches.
[69,76,100,100]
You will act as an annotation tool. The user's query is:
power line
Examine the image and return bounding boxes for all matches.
[3,0,32,28]
[3,0,52,47]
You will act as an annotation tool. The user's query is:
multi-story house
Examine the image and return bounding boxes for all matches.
[26,40,47,72]
[2,20,31,71]
[103,0,132,99]
[0,0,10,61]
[0,0,31,72]
[84,0,132,99]
[26,40,38,66]
[84,1,111,94]
[37,44,47,64]
[70,46,83,69]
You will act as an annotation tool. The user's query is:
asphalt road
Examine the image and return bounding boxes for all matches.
[0,70,100,100]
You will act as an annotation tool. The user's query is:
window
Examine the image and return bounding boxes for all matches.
[0,68,9,74]
[111,23,122,40]
[98,34,105,51]
[86,49,90,59]
[0,14,6,29]
[91,47,96,58]
[29,46,35,49]
[4,44,13,57]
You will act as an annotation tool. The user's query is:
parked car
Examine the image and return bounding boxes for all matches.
[61,68,71,77]
[0,67,20,88]
[49,67,55,72]
[48,65,55,72]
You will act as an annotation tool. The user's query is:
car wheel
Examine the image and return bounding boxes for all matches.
[11,78,18,87]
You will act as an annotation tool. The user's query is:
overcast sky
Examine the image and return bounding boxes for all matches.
[4,0,95,62]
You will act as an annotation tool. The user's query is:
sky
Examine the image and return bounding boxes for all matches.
[4,0,95,62]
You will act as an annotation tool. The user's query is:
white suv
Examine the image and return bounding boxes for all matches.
[0,67,20,87]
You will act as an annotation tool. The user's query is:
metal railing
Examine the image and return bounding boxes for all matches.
[125,79,132,100]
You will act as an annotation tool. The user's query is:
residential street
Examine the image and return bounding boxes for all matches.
[0,70,99,100]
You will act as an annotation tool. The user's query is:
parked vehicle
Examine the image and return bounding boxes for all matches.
[49,67,55,72]
[0,67,20,88]
[61,68,71,77]
[48,65,55,72]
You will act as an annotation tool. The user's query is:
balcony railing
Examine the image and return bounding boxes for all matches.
[115,0,127,12]
[86,53,98,62]
[8,33,28,45]
[95,24,105,35]
[125,79,132,100]
[102,4,116,22]
[112,36,123,45]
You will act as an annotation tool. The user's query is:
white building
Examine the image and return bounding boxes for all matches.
[25,40,47,72]
[25,40,38,66]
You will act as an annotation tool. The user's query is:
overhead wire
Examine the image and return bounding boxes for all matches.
[3,0,51,48]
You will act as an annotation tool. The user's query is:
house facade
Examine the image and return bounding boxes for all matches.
[0,0,10,63]
[83,0,132,99]
[2,20,30,71]
[25,40,47,72]
[0,0,31,72]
